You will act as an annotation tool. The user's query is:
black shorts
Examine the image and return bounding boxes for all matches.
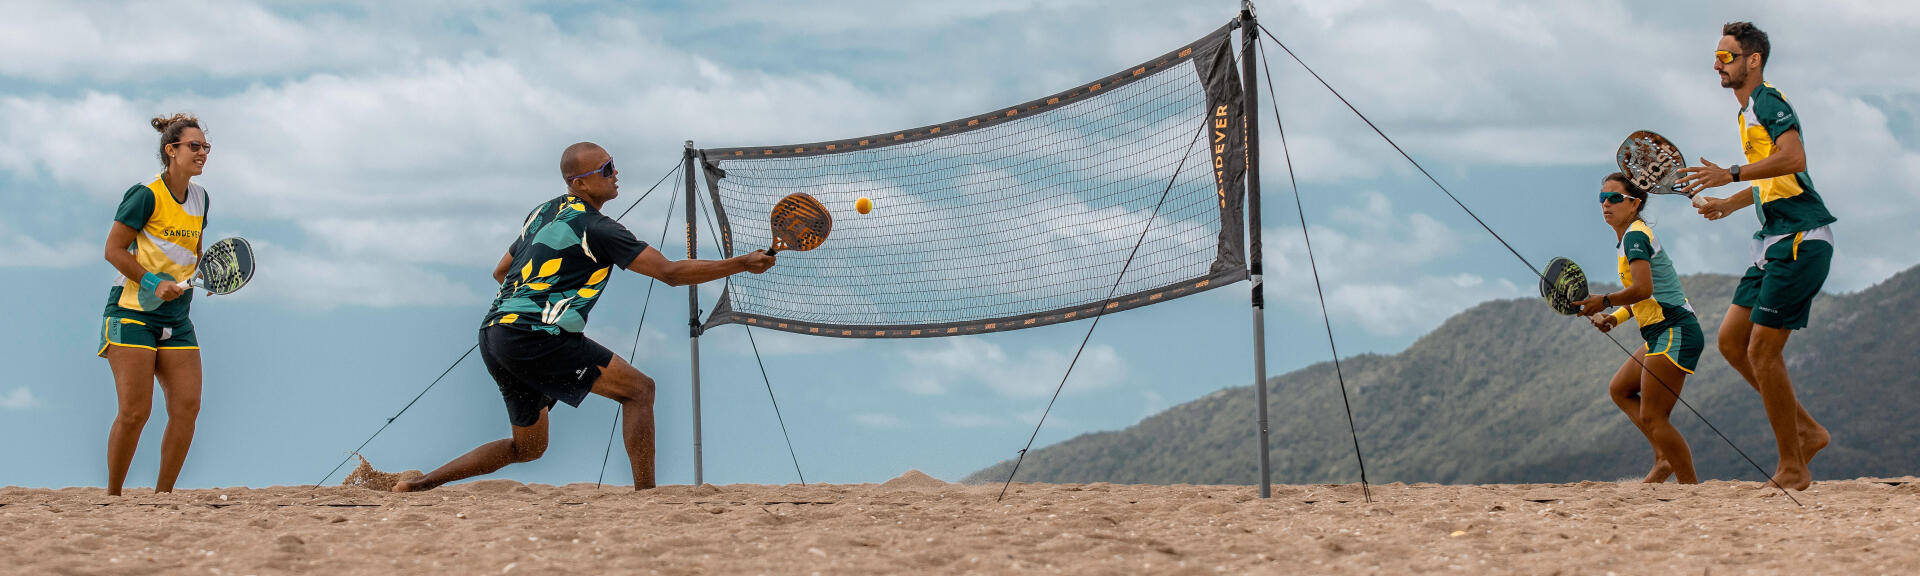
[478,325,613,427]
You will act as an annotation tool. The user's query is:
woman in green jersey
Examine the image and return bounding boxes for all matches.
[98,113,212,495]
[1577,173,1705,484]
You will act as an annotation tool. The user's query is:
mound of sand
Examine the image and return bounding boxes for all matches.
[879,469,948,490]
[339,455,421,492]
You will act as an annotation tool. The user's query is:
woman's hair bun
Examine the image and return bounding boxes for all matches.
[151,113,198,133]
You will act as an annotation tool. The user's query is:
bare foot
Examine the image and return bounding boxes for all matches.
[391,479,422,493]
[1800,426,1831,467]
[1767,467,1812,491]
[1642,460,1674,483]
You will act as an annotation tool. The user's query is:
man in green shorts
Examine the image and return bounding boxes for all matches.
[1679,21,1835,491]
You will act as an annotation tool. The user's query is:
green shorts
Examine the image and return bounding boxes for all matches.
[98,315,198,357]
[1641,316,1704,374]
[1732,229,1833,330]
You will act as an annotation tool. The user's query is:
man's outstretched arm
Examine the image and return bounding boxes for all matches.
[626,247,774,287]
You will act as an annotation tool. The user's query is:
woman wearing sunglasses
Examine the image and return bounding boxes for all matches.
[97,113,213,495]
[1575,172,1704,484]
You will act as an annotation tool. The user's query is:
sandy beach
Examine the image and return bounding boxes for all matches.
[2,472,1914,575]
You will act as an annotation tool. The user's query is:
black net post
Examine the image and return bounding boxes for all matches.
[684,140,705,486]
[1239,1,1272,500]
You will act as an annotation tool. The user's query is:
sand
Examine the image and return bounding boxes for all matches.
[2,474,1916,575]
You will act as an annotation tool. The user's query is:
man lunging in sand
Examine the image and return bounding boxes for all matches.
[393,142,775,492]
[1678,22,1834,491]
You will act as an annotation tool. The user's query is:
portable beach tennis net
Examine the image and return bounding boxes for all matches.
[698,23,1250,338]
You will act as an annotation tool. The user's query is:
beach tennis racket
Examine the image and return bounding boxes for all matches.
[1539,257,1589,316]
[765,193,831,256]
[1616,130,1693,198]
[186,237,256,295]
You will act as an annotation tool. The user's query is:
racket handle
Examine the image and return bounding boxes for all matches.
[765,247,779,257]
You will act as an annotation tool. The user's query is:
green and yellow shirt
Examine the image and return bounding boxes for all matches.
[483,194,649,335]
[104,174,207,325]
[1740,82,1836,238]
[1611,220,1694,331]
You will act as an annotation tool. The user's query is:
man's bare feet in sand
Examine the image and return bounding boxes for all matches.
[1759,427,1827,492]
[1642,460,1674,483]
[391,479,424,493]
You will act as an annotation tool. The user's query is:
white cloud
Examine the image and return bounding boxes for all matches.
[0,234,94,268]
[901,336,1126,398]
[234,239,491,309]
[2,0,1915,311]
[0,3,913,305]
[1,387,40,410]
[0,1,409,83]
[1263,192,1526,337]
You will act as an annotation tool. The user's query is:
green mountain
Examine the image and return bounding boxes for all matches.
[966,265,1920,485]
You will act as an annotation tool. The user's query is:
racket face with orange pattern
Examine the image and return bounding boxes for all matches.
[767,192,831,255]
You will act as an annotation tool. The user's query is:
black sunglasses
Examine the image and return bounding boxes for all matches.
[568,159,615,181]
[173,140,212,153]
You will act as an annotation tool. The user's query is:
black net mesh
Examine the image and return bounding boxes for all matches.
[700,23,1247,338]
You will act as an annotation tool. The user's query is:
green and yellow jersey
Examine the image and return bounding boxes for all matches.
[1740,83,1836,238]
[483,194,649,335]
[1610,220,1694,331]
[104,174,207,325]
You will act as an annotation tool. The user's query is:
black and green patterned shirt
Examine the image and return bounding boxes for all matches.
[483,194,649,334]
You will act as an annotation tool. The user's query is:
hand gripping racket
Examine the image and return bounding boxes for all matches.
[1615,130,1693,198]
[1539,256,1589,316]
[136,237,255,309]
[764,193,831,256]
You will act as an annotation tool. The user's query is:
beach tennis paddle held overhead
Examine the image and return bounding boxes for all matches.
[1616,130,1705,207]
[1539,256,1590,316]
[764,192,831,256]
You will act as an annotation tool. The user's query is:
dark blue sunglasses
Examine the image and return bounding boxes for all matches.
[568,159,615,181]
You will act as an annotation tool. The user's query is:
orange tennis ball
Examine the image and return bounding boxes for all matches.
[855,197,872,214]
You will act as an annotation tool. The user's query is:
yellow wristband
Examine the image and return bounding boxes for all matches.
[1611,307,1632,324]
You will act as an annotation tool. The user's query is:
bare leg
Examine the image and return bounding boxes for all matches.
[393,409,549,492]
[1749,325,1813,490]
[1606,350,1669,483]
[105,347,157,496]
[1637,355,1696,484]
[1718,306,1828,467]
[590,355,657,490]
[153,349,202,493]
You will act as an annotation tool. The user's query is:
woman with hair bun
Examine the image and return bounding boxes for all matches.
[98,113,212,495]
[1575,172,1704,484]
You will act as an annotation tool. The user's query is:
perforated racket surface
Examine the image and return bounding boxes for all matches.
[1616,130,1690,197]
[189,237,256,296]
[1540,257,1589,316]
[766,193,831,256]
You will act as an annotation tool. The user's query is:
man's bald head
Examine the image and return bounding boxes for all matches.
[561,142,607,181]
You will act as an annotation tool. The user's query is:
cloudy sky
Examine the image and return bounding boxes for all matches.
[3,0,1915,489]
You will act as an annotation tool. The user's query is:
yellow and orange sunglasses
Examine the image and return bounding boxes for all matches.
[1715,50,1750,65]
